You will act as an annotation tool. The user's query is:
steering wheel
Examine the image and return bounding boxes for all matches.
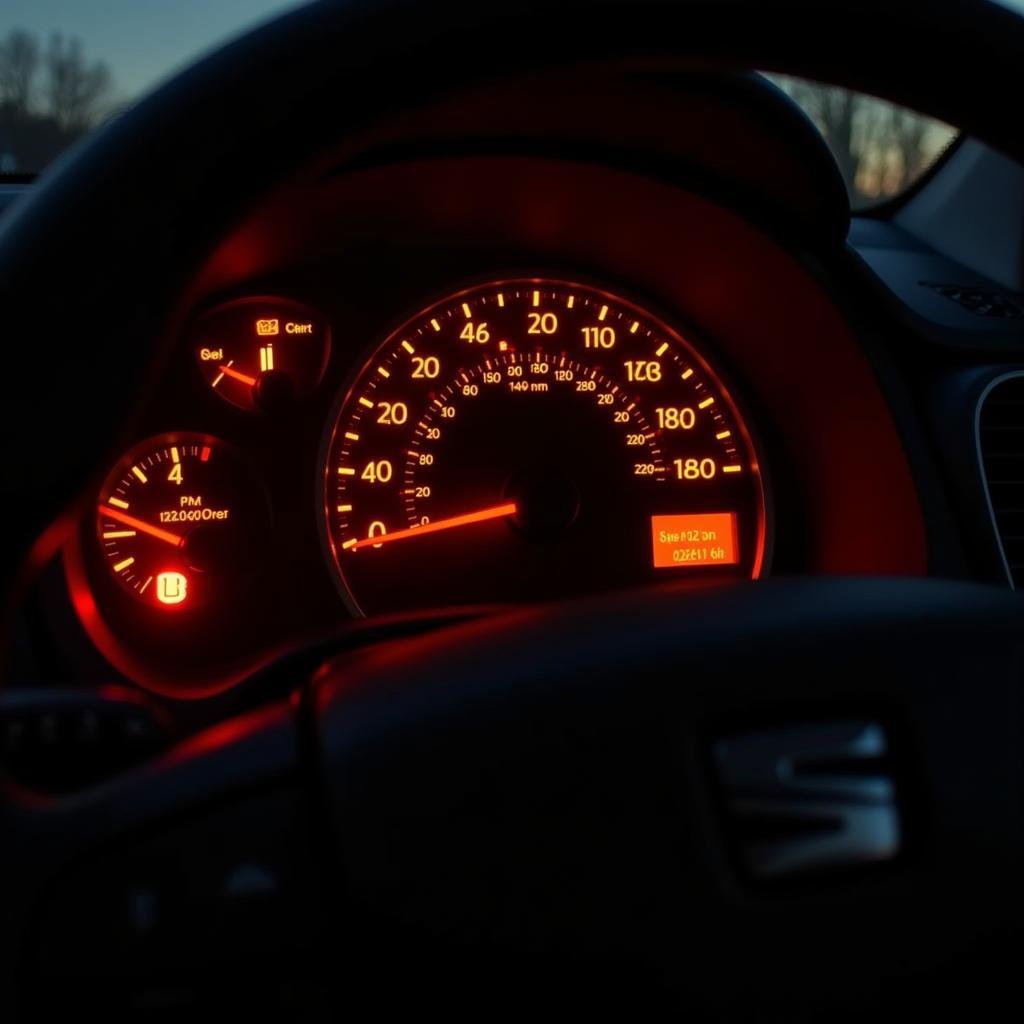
[3,0,1024,1017]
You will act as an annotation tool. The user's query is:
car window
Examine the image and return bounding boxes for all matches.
[763,74,959,210]
[1,0,1021,186]
[0,0,305,175]
[771,0,1024,209]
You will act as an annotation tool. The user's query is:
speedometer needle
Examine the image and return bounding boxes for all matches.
[99,504,185,548]
[350,501,517,551]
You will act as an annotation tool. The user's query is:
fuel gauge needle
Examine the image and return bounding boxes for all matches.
[100,505,186,548]
[218,364,258,386]
[350,502,517,550]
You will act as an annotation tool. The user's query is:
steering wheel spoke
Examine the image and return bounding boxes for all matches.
[6,579,1024,1015]
[308,578,1024,1012]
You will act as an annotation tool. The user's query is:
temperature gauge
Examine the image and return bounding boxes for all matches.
[96,433,268,609]
[191,297,330,411]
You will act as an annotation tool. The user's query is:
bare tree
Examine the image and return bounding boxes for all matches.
[43,33,113,132]
[0,29,40,114]
[770,77,870,194]
[886,106,930,185]
[817,87,861,190]
[767,74,953,206]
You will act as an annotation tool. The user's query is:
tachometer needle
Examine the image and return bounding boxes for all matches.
[219,364,258,387]
[99,505,185,548]
[350,501,517,551]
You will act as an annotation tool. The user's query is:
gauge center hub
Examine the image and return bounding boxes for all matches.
[182,523,232,574]
[504,467,580,542]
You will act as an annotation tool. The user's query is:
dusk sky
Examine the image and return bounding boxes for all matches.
[2,0,305,99]
[3,0,1023,104]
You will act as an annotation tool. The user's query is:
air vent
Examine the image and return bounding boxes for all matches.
[920,281,1023,319]
[978,373,1024,587]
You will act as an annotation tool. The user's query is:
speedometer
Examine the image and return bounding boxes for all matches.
[322,278,768,615]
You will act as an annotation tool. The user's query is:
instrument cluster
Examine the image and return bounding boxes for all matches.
[64,276,771,696]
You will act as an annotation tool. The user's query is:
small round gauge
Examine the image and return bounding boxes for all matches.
[96,433,267,610]
[190,297,330,411]
[321,278,769,616]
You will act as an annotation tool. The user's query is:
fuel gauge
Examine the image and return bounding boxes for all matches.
[191,296,330,411]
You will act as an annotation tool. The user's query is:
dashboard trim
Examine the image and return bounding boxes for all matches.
[973,368,1024,590]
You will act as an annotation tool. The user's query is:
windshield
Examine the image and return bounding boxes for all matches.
[764,74,958,210]
[1,0,1021,202]
[0,0,303,175]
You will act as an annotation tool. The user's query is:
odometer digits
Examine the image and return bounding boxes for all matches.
[322,279,768,615]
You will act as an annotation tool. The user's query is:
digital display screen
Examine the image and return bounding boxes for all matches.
[650,512,739,569]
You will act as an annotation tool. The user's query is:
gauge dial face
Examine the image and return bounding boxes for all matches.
[96,434,266,609]
[191,297,330,411]
[322,279,768,615]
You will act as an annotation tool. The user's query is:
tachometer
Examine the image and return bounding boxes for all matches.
[96,433,267,610]
[322,279,768,615]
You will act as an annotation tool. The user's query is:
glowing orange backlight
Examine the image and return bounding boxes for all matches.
[650,512,739,569]
[255,318,279,336]
[349,502,517,550]
[156,571,188,605]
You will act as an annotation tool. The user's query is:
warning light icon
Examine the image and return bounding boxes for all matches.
[156,571,188,605]
[255,319,280,336]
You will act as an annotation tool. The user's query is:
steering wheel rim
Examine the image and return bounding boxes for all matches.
[2,0,1023,1016]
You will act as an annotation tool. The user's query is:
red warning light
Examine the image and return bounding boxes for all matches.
[255,318,279,336]
[156,571,188,605]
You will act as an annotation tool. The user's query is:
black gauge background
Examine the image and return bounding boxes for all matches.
[74,433,276,693]
[95,432,267,608]
[318,274,774,617]
[189,295,332,411]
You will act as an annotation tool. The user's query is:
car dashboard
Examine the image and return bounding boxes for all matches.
[4,69,1021,720]
[4,4,1024,1016]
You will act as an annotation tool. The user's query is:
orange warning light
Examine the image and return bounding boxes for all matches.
[255,318,279,336]
[156,571,188,605]
[650,512,739,569]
